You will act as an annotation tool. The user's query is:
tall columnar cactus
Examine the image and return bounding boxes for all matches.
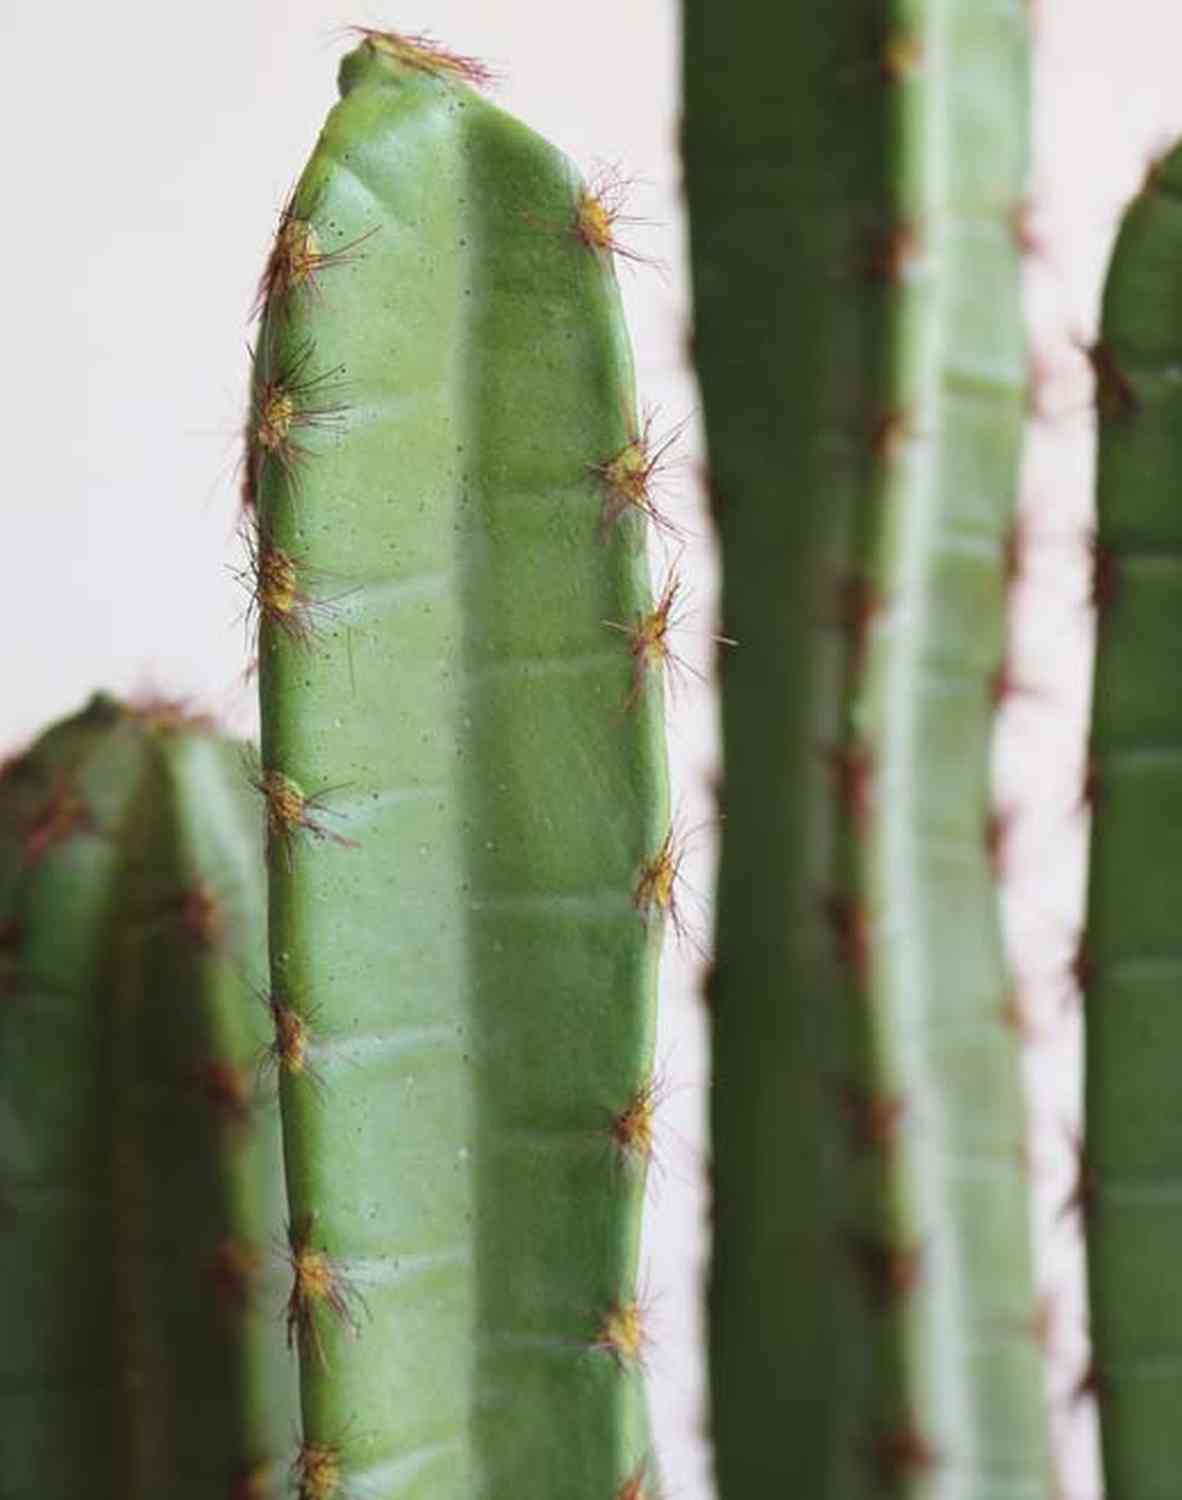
[1083,139,1182,1496]
[0,693,297,1499]
[684,3,1049,1493]
[248,30,670,1499]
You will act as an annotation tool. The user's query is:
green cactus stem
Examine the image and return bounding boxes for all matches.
[250,29,669,1500]
[684,2,1048,1493]
[0,693,296,1499]
[1084,138,1182,1496]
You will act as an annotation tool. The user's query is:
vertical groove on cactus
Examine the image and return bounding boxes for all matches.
[0,695,296,1499]
[1084,137,1182,1495]
[253,31,669,1499]
[684,0,1047,1492]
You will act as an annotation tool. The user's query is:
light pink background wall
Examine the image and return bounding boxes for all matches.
[3,5,1179,1496]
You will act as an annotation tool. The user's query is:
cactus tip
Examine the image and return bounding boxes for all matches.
[128,695,217,735]
[350,26,495,89]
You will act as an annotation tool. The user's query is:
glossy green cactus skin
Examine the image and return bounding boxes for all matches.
[684,2,1047,1494]
[1085,141,1182,1495]
[0,693,296,1499]
[251,34,669,1500]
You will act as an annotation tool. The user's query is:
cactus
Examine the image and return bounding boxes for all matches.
[1083,140,1182,1495]
[0,692,297,1498]
[683,2,1049,1493]
[248,29,670,1499]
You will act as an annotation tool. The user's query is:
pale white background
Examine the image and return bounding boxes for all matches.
[3,4,1181,1496]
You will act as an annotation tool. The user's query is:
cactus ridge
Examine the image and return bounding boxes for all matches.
[253,31,670,1498]
[0,694,297,1499]
[1084,136,1182,1495]
[684,0,1048,1491]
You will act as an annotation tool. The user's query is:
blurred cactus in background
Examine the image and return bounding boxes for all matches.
[0,693,296,1499]
[1082,138,1182,1498]
[683,1,1050,1493]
